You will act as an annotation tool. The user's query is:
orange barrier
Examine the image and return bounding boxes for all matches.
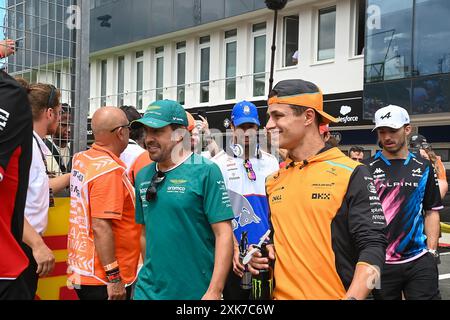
[36,198,78,300]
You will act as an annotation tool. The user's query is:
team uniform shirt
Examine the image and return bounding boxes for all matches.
[363,151,443,264]
[68,144,141,286]
[0,71,32,279]
[211,150,279,245]
[24,131,51,234]
[120,139,146,175]
[266,147,387,300]
[134,153,234,300]
[128,151,152,186]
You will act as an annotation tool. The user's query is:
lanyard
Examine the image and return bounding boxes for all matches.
[33,134,55,207]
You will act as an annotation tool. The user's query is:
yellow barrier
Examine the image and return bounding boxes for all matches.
[442,222,450,234]
[35,198,78,300]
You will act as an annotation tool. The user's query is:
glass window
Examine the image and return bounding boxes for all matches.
[355,0,366,56]
[283,15,299,67]
[177,51,186,105]
[412,75,450,115]
[199,36,210,44]
[413,0,450,76]
[155,46,164,101]
[253,25,266,97]
[117,56,124,106]
[225,40,237,100]
[200,47,210,103]
[101,60,107,106]
[156,56,164,101]
[363,79,412,120]
[365,0,413,83]
[318,6,336,61]
[136,60,143,109]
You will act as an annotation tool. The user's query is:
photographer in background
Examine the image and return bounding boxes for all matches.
[410,134,448,200]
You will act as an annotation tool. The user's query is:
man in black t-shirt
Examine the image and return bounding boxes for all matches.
[364,105,443,300]
[0,44,34,299]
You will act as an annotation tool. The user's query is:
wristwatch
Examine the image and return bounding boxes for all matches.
[428,249,441,264]
[428,249,439,258]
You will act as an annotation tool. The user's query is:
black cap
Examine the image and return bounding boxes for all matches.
[409,134,427,149]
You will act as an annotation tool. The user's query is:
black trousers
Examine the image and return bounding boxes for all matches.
[20,243,39,299]
[373,252,441,300]
[75,285,133,300]
[0,270,32,300]
[222,271,251,300]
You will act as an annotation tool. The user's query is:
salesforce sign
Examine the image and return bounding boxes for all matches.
[323,93,373,127]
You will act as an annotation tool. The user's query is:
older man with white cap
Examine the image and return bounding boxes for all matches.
[363,105,443,300]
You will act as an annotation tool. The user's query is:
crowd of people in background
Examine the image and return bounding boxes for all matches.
[1,38,449,300]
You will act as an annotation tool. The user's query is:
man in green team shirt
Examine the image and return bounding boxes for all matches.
[131,99,234,300]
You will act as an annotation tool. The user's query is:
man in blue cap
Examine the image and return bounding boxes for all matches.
[131,100,234,300]
[211,100,279,300]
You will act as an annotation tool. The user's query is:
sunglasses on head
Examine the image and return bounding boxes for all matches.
[243,159,256,181]
[146,170,166,201]
[47,85,57,107]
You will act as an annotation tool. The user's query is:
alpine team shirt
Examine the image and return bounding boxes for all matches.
[211,150,279,245]
[134,153,234,300]
[0,71,32,279]
[364,151,443,263]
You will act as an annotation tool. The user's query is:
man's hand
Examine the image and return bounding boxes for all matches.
[232,246,245,277]
[107,281,127,300]
[247,244,275,275]
[198,115,211,135]
[201,289,221,300]
[0,39,16,58]
[33,242,55,277]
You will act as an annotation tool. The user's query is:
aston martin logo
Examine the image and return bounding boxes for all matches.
[170,179,187,184]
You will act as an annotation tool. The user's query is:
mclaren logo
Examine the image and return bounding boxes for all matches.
[312,193,331,200]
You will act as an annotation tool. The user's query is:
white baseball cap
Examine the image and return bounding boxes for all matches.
[373,105,410,131]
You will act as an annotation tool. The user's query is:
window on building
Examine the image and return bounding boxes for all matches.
[318,6,336,61]
[253,22,266,97]
[355,0,366,56]
[225,29,237,100]
[155,46,164,101]
[56,69,61,89]
[365,0,413,83]
[136,51,144,108]
[413,0,450,76]
[101,60,107,106]
[283,15,299,67]
[117,56,124,106]
[199,36,210,103]
[176,41,186,105]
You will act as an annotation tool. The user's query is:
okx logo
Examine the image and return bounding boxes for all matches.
[312,193,331,200]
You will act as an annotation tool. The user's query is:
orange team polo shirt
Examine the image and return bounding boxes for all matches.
[76,149,141,286]
[128,151,152,185]
[436,157,447,181]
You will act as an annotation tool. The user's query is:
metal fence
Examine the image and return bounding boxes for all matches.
[1,0,90,175]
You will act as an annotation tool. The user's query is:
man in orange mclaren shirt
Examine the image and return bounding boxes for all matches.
[249,79,387,300]
[67,107,141,300]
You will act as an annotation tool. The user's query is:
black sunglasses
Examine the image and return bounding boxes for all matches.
[146,170,166,201]
[47,85,57,107]
[110,123,130,132]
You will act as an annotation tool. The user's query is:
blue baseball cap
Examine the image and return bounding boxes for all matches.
[231,100,260,127]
